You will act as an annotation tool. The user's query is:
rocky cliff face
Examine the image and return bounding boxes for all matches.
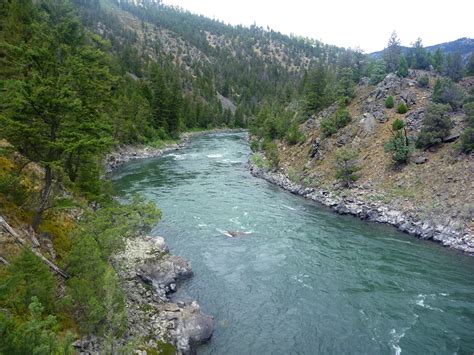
[113,236,213,354]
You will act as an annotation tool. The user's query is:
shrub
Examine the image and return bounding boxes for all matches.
[334,108,352,127]
[417,74,429,88]
[320,108,352,137]
[334,148,360,187]
[385,96,394,108]
[0,248,56,316]
[460,102,474,153]
[397,56,409,77]
[416,103,451,148]
[263,140,279,169]
[286,121,305,145]
[460,128,474,153]
[320,116,337,137]
[250,154,268,169]
[0,297,74,354]
[384,119,413,163]
[249,140,259,152]
[432,78,464,110]
[397,102,408,114]
[0,172,28,206]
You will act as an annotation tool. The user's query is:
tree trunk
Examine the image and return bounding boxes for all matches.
[32,164,52,232]
[0,216,69,279]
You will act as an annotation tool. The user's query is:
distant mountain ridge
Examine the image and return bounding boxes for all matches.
[370,37,474,59]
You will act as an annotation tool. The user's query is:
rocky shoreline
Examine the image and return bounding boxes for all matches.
[249,162,474,255]
[114,235,213,354]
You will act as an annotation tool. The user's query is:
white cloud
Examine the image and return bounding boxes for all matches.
[161,0,474,52]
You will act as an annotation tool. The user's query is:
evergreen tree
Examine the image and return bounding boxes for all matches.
[432,48,444,73]
[0,248,56,316]
[337,67,355,101]
[384,119,412,163]
[397,56,409,77]
[466,53,474,76]
[0,0,115,229]
[409,38,430,70]
[383,31,401,73]
[444,52,464,82]
[416,103,452,148]
[334,148,360,187]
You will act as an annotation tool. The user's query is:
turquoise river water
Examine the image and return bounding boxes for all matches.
[112,132,474,354]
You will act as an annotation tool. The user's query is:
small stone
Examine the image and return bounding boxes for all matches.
[414,156,428,164]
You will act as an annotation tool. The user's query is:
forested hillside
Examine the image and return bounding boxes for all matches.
[1,0,473,353]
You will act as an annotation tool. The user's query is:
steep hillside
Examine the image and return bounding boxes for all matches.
[251,70,474,253]
[77,0,353,113]
[371,37,474,60]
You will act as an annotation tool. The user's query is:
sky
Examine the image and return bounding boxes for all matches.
[161,0,474,53]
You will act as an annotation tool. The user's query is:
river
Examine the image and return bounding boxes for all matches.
[112,132,474,354]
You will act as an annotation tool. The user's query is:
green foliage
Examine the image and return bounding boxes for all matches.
[407,38,430,70]
[0,248,56,316]
[396,56,409,77]
[65,196,159,336]
[321,107,352,137]
[460,102,474,153]
[432,78,464,109]
[467,54,474,76]
[0,171,28,207]
[249,140,260,152]
[416,103,452,148]
[444,52,463,82]
[384,119,413,164]
[369,60,387,85]
[286,121,305,145]
[263,140,279,169]
[384,31,402,73]
[385,96,394,109]
[417,74,429,88]
[334,148,360,187]
[305,65,332,114]
[250,154,269,170]
[337,67,355,102]
[397,102,408,114]
[0,297,74,355]
[432,48,444,74]
[74,195,161,259]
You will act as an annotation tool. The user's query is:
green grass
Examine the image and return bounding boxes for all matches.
[250,154,270,170]
[148,139,179,149]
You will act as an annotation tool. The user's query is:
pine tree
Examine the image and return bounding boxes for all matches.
[305,64,329,113]
[397,56,409,77]
[383,31,402,73]
[0,0,115,229]
[432,48,444,74]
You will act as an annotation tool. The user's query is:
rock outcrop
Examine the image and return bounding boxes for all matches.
[113,236,213,354]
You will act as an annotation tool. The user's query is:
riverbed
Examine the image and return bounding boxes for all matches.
[112,132,474,354]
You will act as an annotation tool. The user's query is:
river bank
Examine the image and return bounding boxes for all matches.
[113,235,213,354]
[104,128,245,173]
[249,159,474,255]
[74,235,213,354]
